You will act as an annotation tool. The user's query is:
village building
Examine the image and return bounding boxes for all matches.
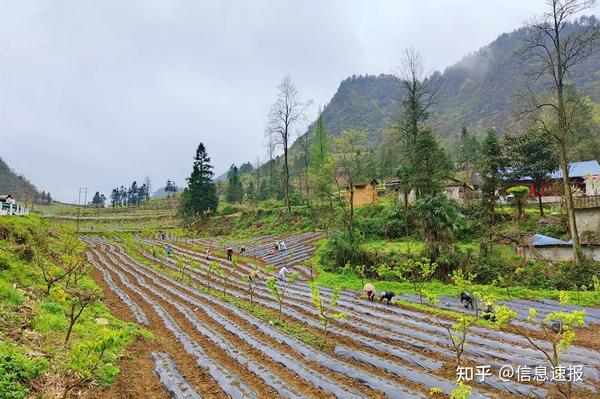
[385,175,479,206]
[0,194,29,216]
[443,177,478,204]
[344,179,378,207]
[523,234,600,262]
[507,160,600,203]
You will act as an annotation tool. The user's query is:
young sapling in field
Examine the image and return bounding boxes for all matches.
[398,257,437,304]
[494,292,585,399]
[310,283,347,334]
[206,261,220,291]
[244,264,261,308]
[266,272,299,321]
[53,285,101,347]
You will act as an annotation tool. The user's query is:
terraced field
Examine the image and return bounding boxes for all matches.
[84,235,600,399]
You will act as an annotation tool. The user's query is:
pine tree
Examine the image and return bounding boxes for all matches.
[246,180,256,203]
[92,191,102,209]
[110,189,119,208]
[505,129,559,217]
[225,165,244,203]
[308,113,334,203]
[128,181,138,206]
[457,126,480,183]
[46,192,52,204]
[178,142,218,219]
[410,130,452,196]
[479,129,506,254]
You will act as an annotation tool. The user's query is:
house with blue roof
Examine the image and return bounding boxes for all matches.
[524,233,600,262]
[509,160,600,199]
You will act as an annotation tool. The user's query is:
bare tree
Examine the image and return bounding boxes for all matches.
[397,47,441,146]
[267,76,312,212]
[521,0,600,263]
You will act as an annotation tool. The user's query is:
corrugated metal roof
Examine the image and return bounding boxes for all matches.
[530,234,573,247]
[504,160,600,181]
[550,160,600,179]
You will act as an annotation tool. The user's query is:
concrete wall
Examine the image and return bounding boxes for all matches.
[524,245,600,262]
[574,207,600,233]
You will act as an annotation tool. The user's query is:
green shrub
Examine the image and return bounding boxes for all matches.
[556,258,600,290]
[520,261,557,290]
[537,223,567,239]
[469,252,508,285]
[317,232,373,272]
[354,204,411,239]
[0,341,47,399]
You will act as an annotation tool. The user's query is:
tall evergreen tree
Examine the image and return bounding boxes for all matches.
[479,129,505,254]
[457,126,480,183]
[178,143,218,219]
[225,164,244,203]
[110,189,119,208]
[308,113,334,204]
[410,130,452,196]
[92,191,102,207]
[505,129,559,217]
[128,181,138,206]
[246,180,256,203]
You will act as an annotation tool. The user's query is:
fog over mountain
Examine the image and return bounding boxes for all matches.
[1,1,597,201]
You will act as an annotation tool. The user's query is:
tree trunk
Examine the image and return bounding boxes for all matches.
[553,10,580,264]
[349,188,355,239]
[558,143,580,263]
[536,182,545,217]
[284,147,291,212]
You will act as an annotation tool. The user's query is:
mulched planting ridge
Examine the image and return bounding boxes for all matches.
[84,235,600,399]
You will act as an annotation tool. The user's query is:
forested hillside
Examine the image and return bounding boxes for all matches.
[0,157,38,200]
[300,17,600,148]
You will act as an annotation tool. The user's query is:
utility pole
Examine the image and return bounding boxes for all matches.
[76,187,87,232]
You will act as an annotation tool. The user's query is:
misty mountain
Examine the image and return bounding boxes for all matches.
[0,157,39,200]
[300,17,600,148]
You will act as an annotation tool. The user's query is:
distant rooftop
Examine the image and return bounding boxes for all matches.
[507,160,600,181]
[530,234,572,247]
[550,160,600,179]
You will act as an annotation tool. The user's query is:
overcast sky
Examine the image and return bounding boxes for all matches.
[1,0,597,202]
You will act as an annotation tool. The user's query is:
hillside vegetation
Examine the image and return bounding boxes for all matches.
[0,215,149,398]
[0,157,38,200]
[301,17,600,146]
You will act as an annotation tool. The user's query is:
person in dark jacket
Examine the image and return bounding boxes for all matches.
[379,291,395,304]
[460,291,475,309]
[226,247,234,261]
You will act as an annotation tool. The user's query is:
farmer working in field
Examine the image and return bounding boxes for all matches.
[364,283,375,301]
[482,303,497,322]
[248,267,261,282]
[226,247,234,261]
[460,291,475,309]
[279,266,291,282]
[379,291,395,304]
[205,248,211,260]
